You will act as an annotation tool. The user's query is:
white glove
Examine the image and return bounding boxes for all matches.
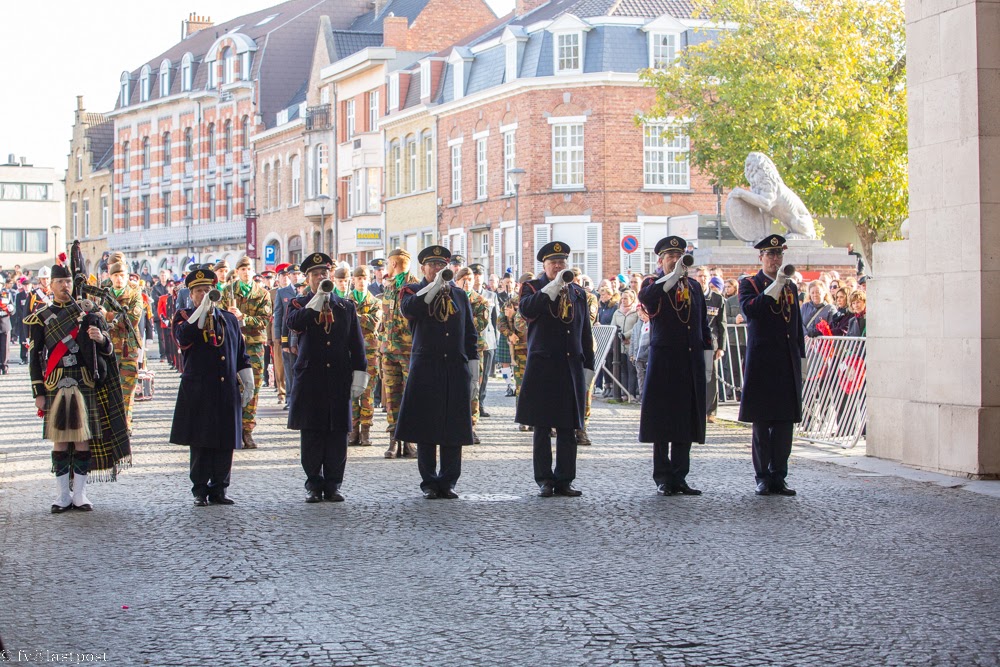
[305,290,328,312]
[190,296,213,329]
[655,259,686,293]
[467,359,480,396]
[764,266,790,301]
[417,271,446,304]
[350,370,367,400]
[541,274,567,302]
[237,367,255,407]
[583,368,595,391]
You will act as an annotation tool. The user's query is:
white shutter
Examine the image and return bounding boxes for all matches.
[619,222,643,276]
[442,234,451,251]
[458,232,468,263]
[585,223,601,283]
[493,228,502,276]
[533,223,551,275]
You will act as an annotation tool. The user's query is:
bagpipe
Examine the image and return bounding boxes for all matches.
[68,241,111,386]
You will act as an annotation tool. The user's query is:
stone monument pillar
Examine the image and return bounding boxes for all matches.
[868,0,1000,477]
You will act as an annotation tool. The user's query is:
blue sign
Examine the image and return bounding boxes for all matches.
[264,244,277,265]
[621,235,639,254]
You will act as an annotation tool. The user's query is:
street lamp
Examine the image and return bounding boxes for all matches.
[50,225,60,263]
[315,193,331,255]
[507,167,526,274]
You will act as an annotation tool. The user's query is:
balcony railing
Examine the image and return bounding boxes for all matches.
[305,105,332,131]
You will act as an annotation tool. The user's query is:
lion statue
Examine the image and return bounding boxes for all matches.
[725,152,817,241]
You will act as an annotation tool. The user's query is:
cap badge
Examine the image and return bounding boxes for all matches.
[312,254,322,262]
[771,237,779,247]
[195,271,204,280]
[670,238,679,247]
[433,247,442,256]
[553,243,562,252]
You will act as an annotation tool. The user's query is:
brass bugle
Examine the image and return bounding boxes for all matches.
[780,264,796,278]
[319,279,335,293]
[440,268,454,282]
[559,269,575,284]
[208,288,222,302]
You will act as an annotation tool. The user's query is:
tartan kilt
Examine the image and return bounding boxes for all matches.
[41,367,102,441]
[496,335,511,365]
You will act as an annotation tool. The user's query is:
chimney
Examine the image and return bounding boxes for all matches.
[20,157,29,167]
[515,0,549,16]
[382,15,408,49]
[183,13,214,39]
[76,95,84,111]
[6,154,15,166]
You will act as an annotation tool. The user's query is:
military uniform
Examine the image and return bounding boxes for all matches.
[267,273,285,403]
[516,243,595,495]
[380,249,419,457]
[465,286,490,440]
[170,268,251,505]
[274,264,300,410]
[394,246,478,498]
[106,269,143,432]
[638,236,712,495]
[285,253,368,502]
[349,274,382,446]
[738,235,805,496]
[579,284,599,445]
[704,286,728,418]
[219,257,273,448]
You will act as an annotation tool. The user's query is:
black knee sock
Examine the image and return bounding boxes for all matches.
[52,450,71,476]
[71,449,92,476]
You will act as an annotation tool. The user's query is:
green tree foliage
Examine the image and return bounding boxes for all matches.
[640,0,906,258]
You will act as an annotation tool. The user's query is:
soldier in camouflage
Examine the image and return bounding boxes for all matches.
[500,273,532,432]
[380,248,419,458]
[574,268,599,446]
[106,260,144,433]
[455,268,490,445]
[219,256,272,449]
[347,266,382,446]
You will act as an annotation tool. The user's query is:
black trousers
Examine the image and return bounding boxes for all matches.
[417,444,462,492]
[751,421,794,486]
[263,345,271,384]
[653,442,692,489]
[156,322,167,358]
[0,330,8,371]
[533,427,577,487]
[478,349,495,407]
[301,429,348,492]
[190,447,234,498]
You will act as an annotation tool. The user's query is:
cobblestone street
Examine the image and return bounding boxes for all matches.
[1,360,999,667]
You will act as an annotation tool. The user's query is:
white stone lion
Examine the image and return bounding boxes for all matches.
[725,152,817,241]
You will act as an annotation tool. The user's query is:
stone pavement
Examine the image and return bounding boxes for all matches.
[1,357,999,666]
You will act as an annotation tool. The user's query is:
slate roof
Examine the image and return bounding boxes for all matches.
[328,30,384,61]
[348,0,434,31]
[85,119,115,172]
[115,0,373,128]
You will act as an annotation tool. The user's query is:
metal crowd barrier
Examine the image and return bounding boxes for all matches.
[796,336,867,448]
[717,324,747,404]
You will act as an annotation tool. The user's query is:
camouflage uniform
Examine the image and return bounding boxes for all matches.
[351,290,382,440]
[220,281,272,437]
[380,274,419,442]
[509,294,529,397]
[109,284,143,431]
[583,290,599,423]
[466,289,490,429]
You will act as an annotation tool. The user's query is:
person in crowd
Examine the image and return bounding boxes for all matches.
[517,242,595,497]
[0,283,11,374]
[381,249,419,458]
[285,253,367,503]
[495,291,515,396]
[470,264,498,418]
[611,289,640,398]
[395,246,478,499]
[455,267,490,445]
[697,268,728,423]
[638,236,711,496]
[596,281,619,395]
[572,268,600,445]
[27,263,131,512]
[738,234,804,497]
[630,305,650,402]
[847,290,867,337]
[151,269,170,360]
[827,288,854,336]
[106,261,143,434]
[170,267,252,507]
[368,258,386,297]
[802,281,834,337]
[629,272,643,294]
[348,266,382,447]
[277,264,302,410]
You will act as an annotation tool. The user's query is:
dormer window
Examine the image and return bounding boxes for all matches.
[223,47,236,84]
[120,72,130,107]
[159,59,171,97]
[449,48,473,101]
[651,33,677,68]
[388,73,400,110]
[241,52,251,80]
[139,66,151,102]
[420,61,431,99]
[501,26,528,84]
[181,54,193,91]
[547,15,590,76]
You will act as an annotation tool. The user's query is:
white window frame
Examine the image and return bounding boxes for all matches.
[354,169,364,214]
[241,52,251,81]
[101,193,109,234]
[556,33,582,74]
[420,61,431,98]
[346,99,355,140]
[503,130,516,195]
[208,185,217,222]
[346,174,355,217]
[388,74,400,111]
[291,155,301,205]
[181,54,193,92]
[643,122,690,190]
[451,144,462,204]
[551,122,585,189]
[159,59,171,97]
[367,167,380,212]
[139,66,151,102]
[82,198,90,238]
[71,201,78,240]
[407,138,417,193]
[650,32,679,69]
[119,72,130,107]
[476,137,488,200]
[423,133,434,190]
[369,90,379,130]
[393,143,402,196]
[224,48,236,84]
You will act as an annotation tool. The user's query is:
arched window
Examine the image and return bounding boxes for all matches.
[184,128,193,162]
[263,163,272,211]
[405,135,417,194]
[139,65,151,102]
[163,132,172,167]
[289,235,303,264]
[141,136,150,169]
[224,119,232,153]
[290,154,301,205]
[423,132,434,190]
[207,123,216,154]
[315,144,329,196]
[241,115,250,148]
[122,141,130,171]
[392,141,402,197]
[120,72,130,107]
[75,149,83,181]
[159,59,171,97]
[181,53,193,92]
[274,159,282,208]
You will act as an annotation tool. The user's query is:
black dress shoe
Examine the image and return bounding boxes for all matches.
[771,483,796,496]
[538,482,554,498]
[305,489,324,503]
[480,409,491,418]
[193,496,209,507]
[324,489,345,502]
[422,488,439,500]
[656,483,674,496]
[755,482,771,496]
[677,483,702,496]
[209,493,235,505]
[554,485,582,497]
[51,503,73,514]
[72,502,94,512]
[439,488,459,500]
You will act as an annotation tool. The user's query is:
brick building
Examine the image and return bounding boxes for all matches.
[65,96,114,275]
[103,0,370,275]
[381,0,728,283]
